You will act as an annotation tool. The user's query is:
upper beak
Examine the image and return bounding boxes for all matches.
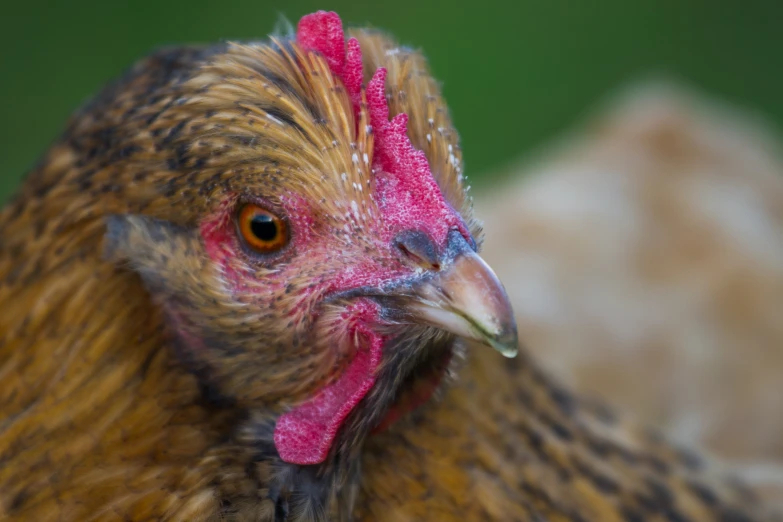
[389,231,519,358]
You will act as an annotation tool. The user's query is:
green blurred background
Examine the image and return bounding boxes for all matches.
[2,1,782,200]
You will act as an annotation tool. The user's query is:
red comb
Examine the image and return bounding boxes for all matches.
[297,12,462,243]
[296,11,345,76]
[297,11,362,115]
[367,68,463,242]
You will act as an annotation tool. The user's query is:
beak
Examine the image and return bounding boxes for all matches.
[391,231,519,358]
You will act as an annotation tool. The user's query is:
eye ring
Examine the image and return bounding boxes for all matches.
[237,203,289,254]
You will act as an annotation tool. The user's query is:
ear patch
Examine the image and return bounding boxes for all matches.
[103,214,205,296]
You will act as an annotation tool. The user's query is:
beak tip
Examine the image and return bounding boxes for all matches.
[490,327,519,358]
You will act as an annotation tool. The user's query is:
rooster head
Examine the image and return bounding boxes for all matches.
[100,9,517,514]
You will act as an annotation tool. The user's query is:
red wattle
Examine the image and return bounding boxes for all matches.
[274,304,384,465]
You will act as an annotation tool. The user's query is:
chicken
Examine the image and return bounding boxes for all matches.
[0,10,778,522]
[475,83,783,503]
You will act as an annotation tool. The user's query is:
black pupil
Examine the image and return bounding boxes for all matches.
[250,214,278,242]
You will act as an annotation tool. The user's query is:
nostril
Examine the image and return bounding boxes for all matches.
[394,229,441,270]
[397,243,418,263]
[397,243,414,259]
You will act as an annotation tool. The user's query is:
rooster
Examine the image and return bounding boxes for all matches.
[0,10,778,522]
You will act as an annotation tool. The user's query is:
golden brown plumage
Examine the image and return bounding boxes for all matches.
[0,11,779,521]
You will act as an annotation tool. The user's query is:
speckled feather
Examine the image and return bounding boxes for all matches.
[0,16,778,522]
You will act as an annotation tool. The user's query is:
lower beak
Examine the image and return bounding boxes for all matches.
[394,232,519,358]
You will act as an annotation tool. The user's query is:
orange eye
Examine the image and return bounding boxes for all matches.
[237,204,288,254]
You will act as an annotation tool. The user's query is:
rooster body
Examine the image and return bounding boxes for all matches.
[0,12,778,521]
[477,85,783,503]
